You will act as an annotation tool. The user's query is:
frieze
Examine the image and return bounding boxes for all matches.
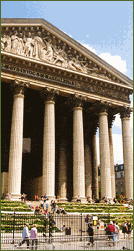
[1,63,130,103]
[1,27,123,83]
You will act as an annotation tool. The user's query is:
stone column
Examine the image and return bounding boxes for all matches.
[8,81,27,200]
[108,115,116,199]
[85,143,92,199]
[99,105,112,199]
[92,133,99,199]
[58,140,68,201]
[120,108,133,200]
[72,97,86,202]
[42,88,57,200]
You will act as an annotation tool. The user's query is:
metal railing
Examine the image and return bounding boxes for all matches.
[1,237,133,250]
[1,212,133,246]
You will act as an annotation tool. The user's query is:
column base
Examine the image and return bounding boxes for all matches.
[72,196,87,203]
[5,193,21,201]
[100,197,113,203]
[47,195,56,201]
[58,197,68,203]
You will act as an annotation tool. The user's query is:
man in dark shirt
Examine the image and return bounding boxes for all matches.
[87,223,94,246]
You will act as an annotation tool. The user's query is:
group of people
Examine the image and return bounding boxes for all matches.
[19,223,38,250]
[106,220,132,246]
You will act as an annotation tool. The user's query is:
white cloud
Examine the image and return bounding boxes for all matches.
[99,53,127,74]
[82,43,127,74]
[113,114,121,129]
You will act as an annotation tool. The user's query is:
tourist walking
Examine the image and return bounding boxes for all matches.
[113,221,117,244]
[106,221,115,247]
[122,221,127,239]
[126,220,131,239]
[40,199,44,209]
[30,224,38,250]
[46,198,49,212]
[115,222,120,240]
[86,223,94,247]
[19,223,29,249]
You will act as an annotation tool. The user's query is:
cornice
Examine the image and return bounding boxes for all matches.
[1,18,133,88]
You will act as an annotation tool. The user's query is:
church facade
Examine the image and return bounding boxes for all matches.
[1,18,133,201]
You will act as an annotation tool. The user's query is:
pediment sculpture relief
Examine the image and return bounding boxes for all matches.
[1,30,103,76]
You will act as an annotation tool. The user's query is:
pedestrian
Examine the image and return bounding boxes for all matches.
[46,198,49,212]
[86,223,94,247]
[115,222,120,240]
[77,195,81,203]
[122,221,127,239]
[30,224,38,250]
[61,224,66,232]
[126,220,131,239]
[43,194,47,202]
[52,200,56,214]
[19,223,29,249]
[40,198,44,209]
[106,221,115,246]
[113,221,117,244]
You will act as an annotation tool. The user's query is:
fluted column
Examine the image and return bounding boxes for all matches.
[99,105,112,199]
[85,143,92,198]
[121,108,133,200]
[92,133,99,199]
[58,140,68,201]
[8,80,27,200]
[42,88,57,200]
[108,114,116,199]
[72,97,86,202]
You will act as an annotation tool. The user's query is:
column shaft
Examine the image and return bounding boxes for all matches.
[92,134,99,199]
[121,117,133,200]
[8,92,24,200]
[99,112,112,199]
[72,107,86,202]
[58,142,68,201]
[109,127,116,199]
[42,101,55,200]
[85,144,92,198]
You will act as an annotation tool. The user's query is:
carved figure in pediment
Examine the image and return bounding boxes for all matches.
[17,33,25,55]
[42,38,54,63]
[1,34,11,52]
[24,32,34,57]
[53,47,68,68]
[11,31,19,54]
[33,32,44,59]
[68,55,83,72]
[1,35,5,50]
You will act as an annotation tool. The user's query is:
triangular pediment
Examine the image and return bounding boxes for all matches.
[1,18,133,89]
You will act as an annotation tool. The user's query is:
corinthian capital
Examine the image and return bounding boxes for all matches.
[73,94,86,108]
[93,100,111,114]
[120,106,133,119]
[41,87,59,102]
[10,79,29,96]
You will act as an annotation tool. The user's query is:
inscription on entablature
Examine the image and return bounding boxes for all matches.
[1,63,129,103]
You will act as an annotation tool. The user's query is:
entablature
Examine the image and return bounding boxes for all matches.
[1,19,133,89]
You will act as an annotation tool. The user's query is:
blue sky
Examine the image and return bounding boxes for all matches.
[1,1,133,164]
